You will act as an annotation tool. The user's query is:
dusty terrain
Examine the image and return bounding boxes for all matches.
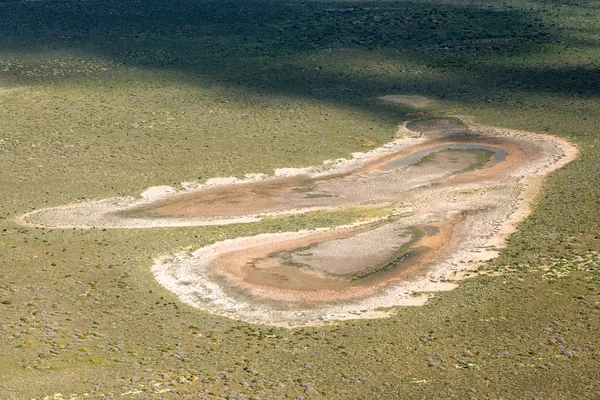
[18,110,577,326]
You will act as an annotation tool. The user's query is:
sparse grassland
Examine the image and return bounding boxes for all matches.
[1,0,599,398]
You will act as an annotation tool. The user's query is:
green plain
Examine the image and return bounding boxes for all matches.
[1,0,599,398]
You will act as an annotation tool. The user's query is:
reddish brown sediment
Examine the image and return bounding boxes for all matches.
[206,218,457,305]
[126,135,529,220]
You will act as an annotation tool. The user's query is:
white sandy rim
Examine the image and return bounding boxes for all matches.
[17,117,576,231]
[17,124,429,229]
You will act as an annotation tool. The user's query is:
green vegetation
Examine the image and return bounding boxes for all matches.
[1,0,599,398]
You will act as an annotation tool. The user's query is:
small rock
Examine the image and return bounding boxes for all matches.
[562,349,576,358]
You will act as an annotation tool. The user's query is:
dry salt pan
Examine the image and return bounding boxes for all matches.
[16,99,578,326]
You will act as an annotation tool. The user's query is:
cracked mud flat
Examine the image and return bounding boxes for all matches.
[18,102,578,327]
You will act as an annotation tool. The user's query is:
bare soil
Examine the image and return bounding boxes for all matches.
[379,94,432,108]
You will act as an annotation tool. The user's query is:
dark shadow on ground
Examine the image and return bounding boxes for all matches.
[0,0,597,111]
